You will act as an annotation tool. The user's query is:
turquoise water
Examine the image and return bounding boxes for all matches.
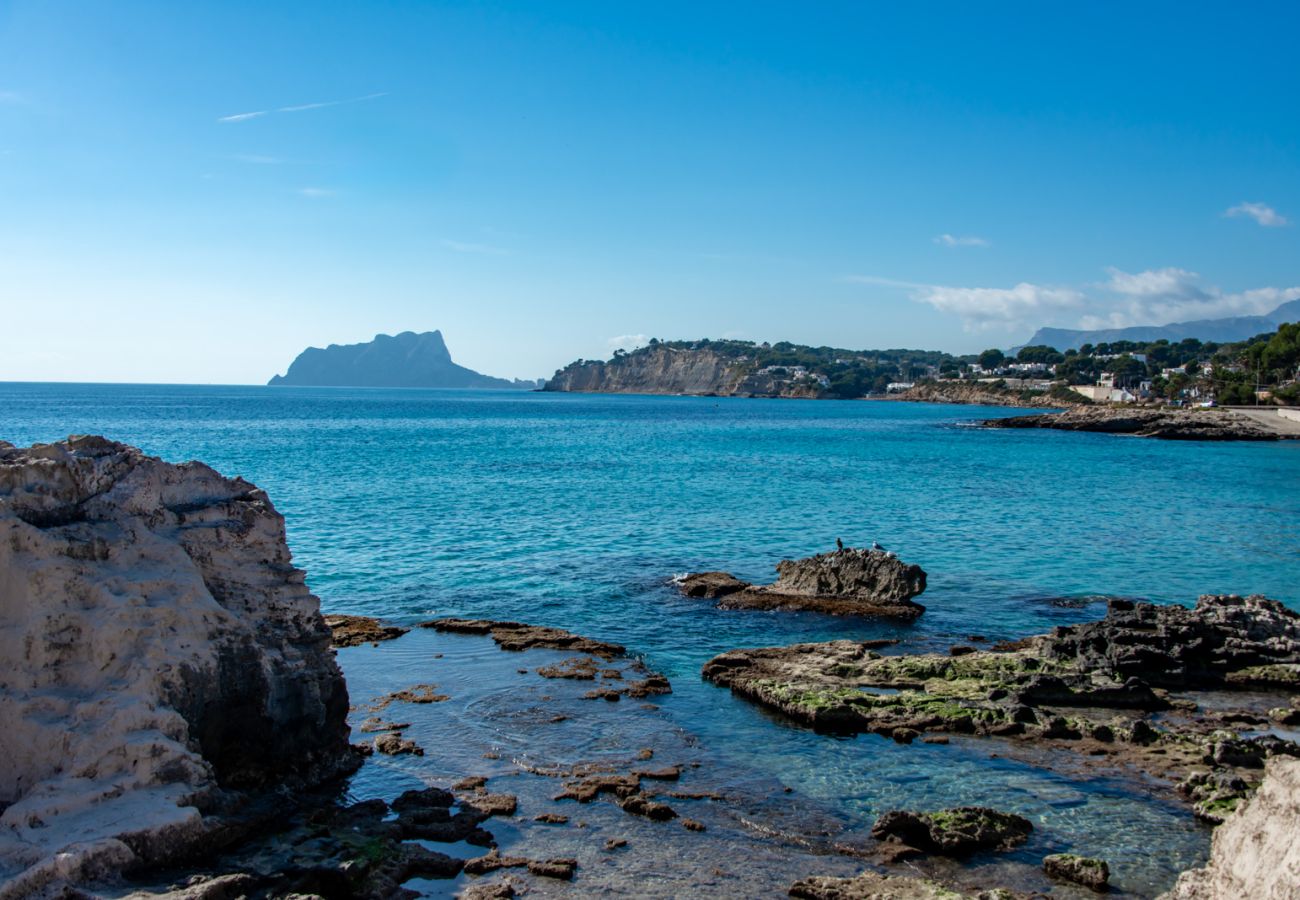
[4,383,1299,895]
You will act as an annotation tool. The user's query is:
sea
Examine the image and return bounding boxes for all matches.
[4,382,1299,897]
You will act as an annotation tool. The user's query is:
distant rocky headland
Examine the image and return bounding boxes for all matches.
[269,330,539,389]
[543,339,955,399]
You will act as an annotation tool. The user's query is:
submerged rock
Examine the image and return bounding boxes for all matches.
[678,546,927,619]
[1043,853,1110,892]
[870,807,1032,856]
[421,617,627,658]
[0,437,355,897]
[1162,757,1300,898]
[790,870,993,899]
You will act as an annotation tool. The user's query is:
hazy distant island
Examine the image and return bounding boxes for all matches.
[269,330,540,389]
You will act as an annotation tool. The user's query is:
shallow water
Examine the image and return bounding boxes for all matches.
[5,383,1299,895]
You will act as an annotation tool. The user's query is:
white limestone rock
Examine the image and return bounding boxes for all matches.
[0,436,354,897]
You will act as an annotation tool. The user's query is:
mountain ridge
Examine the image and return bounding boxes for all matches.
[1023,298,1300,351]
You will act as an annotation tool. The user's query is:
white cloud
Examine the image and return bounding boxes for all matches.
[441,239,506,255]
[1225,201,1288,227]
[1095,267,1299,326]
[218,110,267,123]
[606,334,649,353]
[933,233,990,248]
[914,283,1086,331]
[297,187,335,198]
[850,266,1300,334]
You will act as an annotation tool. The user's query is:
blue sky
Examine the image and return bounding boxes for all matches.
[2,1,1298,383]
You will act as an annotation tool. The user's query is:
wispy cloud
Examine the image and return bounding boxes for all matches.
[847,266,1300,333]
[441,239,507,255]
[218,110,268,123]
[1225,201,1288,227]
[606,334,649,353]
[297,187,335,198]
[219,92,387,123]
[933,233,990,248]
[0,90,25,105]
[278,92,387,113]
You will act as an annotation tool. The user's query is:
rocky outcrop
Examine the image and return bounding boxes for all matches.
[0,437,354,897]
[1043,854,1110,892]
[325,614,410,648]
[789,871,1013,899]
[1161,757,1300,899]
[677,547,927,619]
[870,807,1032,856]
[983,406,1289,440]
[703,595,1300,821]
[543,345,826,398]
[268,330,531,389]
[887,381,1081,408]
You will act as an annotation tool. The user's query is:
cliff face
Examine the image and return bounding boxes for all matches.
[269,330,526,389]
[543,346,825,398]
[0,437,354,896]
[889,381,1079,408]
[1162,757,1300,898]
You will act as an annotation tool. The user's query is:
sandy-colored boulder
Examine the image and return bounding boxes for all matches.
[0,436,354,897]
[1161,756,1300,899]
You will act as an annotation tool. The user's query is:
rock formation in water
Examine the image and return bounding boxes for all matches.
[1161,756,1300,898]
[677,546,927,619]
[703,595,1300,822]
[268,330,532,389]
[983,405,1289,440]
[0,436,355,897]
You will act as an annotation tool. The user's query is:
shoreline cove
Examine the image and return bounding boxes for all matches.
[3,385,1299,898]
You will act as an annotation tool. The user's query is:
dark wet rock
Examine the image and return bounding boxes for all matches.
[790,870,985,899]
[374,733,424,756]
[1043,853,1110,891]
[1041,595,1300,688]
[527,858,577,880]
[982,406,1286,441]
[679,546,927,619]
[682,818,707,832]
[463,850,530,875]
[633,765,682,781]
[619,793,678,821]
[557,773,642,802]
[454,776,489,791]
[871,807,1032,856]
[325,614,410,648]
[603,838,628,851]
[420,618,626,658]
[533,812,569,824]
[358,716,411,734]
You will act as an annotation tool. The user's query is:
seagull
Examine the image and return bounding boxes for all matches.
[871,541,885,552]
[836,538,844,551]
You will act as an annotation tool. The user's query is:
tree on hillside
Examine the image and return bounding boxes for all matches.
[978,348,1005,369]
[1016,345,1064,365]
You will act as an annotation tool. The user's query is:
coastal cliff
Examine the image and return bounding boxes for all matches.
[543,344,825,397]
[0,437,354,897]
[269,330,532,389]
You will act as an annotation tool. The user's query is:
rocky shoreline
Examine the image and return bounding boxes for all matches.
[677,546,928,619]
[5,437,1299,898]
[982,405,1293,440]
